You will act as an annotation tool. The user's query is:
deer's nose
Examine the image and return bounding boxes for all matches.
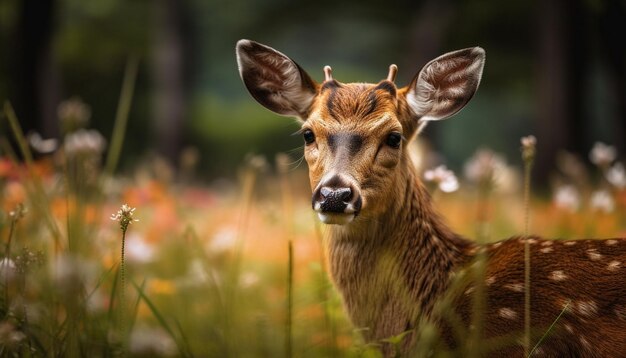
[312,177,362,215]
[319,187,352,212]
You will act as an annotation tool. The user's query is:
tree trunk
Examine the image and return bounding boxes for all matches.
[535,0,587,183]
[152,0,192,165]
[11,0,60,138]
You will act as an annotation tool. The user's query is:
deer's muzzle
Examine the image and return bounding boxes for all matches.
[312,174,362,225]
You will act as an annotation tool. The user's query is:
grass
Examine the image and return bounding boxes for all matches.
[1,96,626,356]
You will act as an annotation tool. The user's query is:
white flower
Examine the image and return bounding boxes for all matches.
[64,129,106,156]
[590,190,615,213]
[606,162,626,190]
[239,272,260,289]
[553,185,580,212]
[111,204,138,232]
[208,227,238,254]
[129,326,176,356]
[521,135,537,162]
[589,142,616,167]
[57,97,91,128]
[423,165,459,193]
[29,132,58,154]
[125,233,155,264]
[8,204,27,221]
[464,149,507,184]
[520,135,537,149]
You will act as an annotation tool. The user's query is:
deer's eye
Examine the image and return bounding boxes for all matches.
[303,129,316,145]
[385,132,402,149]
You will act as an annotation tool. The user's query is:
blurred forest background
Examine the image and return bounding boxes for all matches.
[1,0,625,184]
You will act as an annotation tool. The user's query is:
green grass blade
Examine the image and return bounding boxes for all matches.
[105,54,139,176]
[131,280,192,358]
[527,300,571,357]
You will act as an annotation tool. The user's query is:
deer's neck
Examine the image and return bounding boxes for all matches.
[325,161,475,340]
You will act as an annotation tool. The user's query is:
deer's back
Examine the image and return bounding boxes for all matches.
[451,237,626,357]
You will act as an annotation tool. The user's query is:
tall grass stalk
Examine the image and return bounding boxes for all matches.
[277,154,294,358]
[467,177,493,356]
[111,204,137,352]
[521,135,536,356]
[105,55,139,176]
[223,158,259,354]
[286,239,294,358]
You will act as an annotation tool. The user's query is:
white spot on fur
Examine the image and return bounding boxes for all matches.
[540,247,554,253]
[465,286,475,295]
[564,323,574,333]
[575,301,598,317]
[563,241,577,246]
[549,270,567,281]
[607,261,621,271]
[606,239,618,246]
[541,241,553,246]
[520,238,537,245]
[504,283,524,292]
[586,249,602,261]
[491,242,502,249]
[498,308,517,320]
[485,276,496,286]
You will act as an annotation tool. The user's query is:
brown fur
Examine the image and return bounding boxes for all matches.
[236,40,626,357]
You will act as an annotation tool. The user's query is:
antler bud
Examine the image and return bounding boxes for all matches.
[387,64,398,82]
[323,65,333,82]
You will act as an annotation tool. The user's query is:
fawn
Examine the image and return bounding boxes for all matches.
[236,39,626,357]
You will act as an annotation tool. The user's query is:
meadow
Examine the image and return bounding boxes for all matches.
[2,95,626,357]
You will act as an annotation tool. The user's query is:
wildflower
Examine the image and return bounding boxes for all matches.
[606,162,626,190]
[58,97,91,133]
[125,233,155,264]
[14,247,45,274]
[28,132,58,154]
[464,148,507,185]
[239,271,260,289]
[589,142,616,167]
[8,203,27,221]
[64,129,106,156]
[208,227,237,254]
[129,326,176,356]
[553,185,580,212]
[423,165,460,193]
[590,190,615,213]
[520,135,537,162]
[110,204,138,233]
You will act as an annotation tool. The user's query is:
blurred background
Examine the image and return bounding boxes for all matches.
[1,0,625,184]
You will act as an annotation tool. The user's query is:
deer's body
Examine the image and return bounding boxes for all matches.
[236,39,626,356]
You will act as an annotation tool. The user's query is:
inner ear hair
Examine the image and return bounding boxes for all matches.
[236,39,318,118]
[405,47,485,123]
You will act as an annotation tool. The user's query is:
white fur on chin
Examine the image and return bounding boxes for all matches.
[317,212,355,225]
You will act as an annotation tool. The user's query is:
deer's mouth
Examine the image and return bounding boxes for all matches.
[316,212,357,225]
[313,197,361,225]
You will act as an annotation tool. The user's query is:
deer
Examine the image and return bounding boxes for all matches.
[236,39,626,357]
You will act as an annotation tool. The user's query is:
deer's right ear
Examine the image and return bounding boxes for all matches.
[236,40,318,120]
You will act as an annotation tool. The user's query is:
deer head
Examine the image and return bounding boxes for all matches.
[236,40,485,225]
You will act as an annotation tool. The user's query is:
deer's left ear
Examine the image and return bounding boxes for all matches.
[404,47,485,124]
[236,39,318,120]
